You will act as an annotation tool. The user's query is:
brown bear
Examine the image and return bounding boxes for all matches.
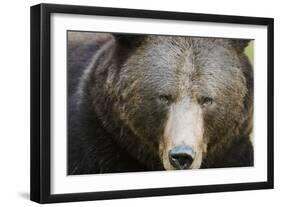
[67,32,253,174]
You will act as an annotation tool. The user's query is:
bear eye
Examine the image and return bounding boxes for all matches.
[199,96,213,107]
[159,94,173,105]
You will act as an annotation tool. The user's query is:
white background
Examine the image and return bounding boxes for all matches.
[0,0,279,206]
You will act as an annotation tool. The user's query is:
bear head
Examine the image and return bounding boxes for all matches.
[88,34,253,170]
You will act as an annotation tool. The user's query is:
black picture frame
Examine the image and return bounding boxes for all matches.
[30,3,274,204]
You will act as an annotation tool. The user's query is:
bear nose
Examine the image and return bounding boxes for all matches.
[169,145,195,169]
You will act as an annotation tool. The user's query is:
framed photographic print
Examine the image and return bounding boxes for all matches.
[30,3,274,203]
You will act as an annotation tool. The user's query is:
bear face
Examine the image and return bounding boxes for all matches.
[78,34,253,172]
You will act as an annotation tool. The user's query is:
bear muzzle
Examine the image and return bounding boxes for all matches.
[161,99,204,170]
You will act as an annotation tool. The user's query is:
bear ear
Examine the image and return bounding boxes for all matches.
[231,39,251,53]
[113,33,145,48]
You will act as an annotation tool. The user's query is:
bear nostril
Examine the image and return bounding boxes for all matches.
[169,145,195,170]
[170,153,193,167]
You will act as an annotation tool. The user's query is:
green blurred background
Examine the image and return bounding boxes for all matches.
[244,41,254,64]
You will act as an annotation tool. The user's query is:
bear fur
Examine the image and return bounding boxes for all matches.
[67,32,253,174]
